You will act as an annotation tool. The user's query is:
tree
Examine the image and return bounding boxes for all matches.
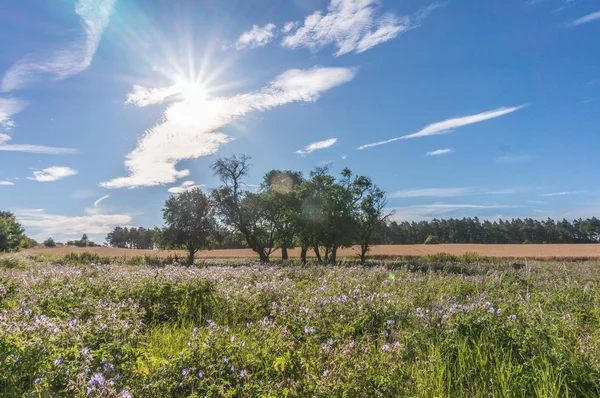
[0,211,26,252]
[44,237,57,248]
[211,154,280,263]
[355,181,392,264]
[160,187,218,265]
[261,170,303,260]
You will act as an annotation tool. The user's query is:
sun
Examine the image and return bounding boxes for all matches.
[180,83,208,103]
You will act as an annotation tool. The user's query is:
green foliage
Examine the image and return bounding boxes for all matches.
[160,188,218,265]
[425,235,440,245]
[43,237,57,248]
[2,258,600,396]
[106,226,155,249]
[0,211,26,252]
[0,256,26,269]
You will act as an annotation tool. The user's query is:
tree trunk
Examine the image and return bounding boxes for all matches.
[313,246,322,263]
[281,245,288,260]
[324,246,330,264]
[188,247,196,266]
[360,243,368,264]
[300,246,308,264]
[330,246,338,264]
[256,248,269,263]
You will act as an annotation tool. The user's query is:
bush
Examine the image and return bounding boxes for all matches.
[424,235,440,245]
[44,238,57,248]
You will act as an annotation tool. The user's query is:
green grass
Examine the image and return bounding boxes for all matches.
[1,257,600,396]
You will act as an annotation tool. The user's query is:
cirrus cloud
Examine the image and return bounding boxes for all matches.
[296,138,338,156]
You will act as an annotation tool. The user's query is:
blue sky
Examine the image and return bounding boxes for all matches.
[1,0,599,243]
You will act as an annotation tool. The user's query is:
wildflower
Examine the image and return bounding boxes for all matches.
[34,378,41,384]
[240,369,248,377]
[496,308,503,316]
[187,340,192,347]
[231,335,236,343]
[321,343,328,350]
[223,356,229,364]
[382,344,390,351]
[387,320,395,326]
[198,370,204,378]
[263,316,269,326]
[182,368,190,377]
[509,314,517,321]
[323,369,330,377]
[88,372,105,387]
[54,358,63,366]
[305,326,314,335]
[120,389,132,398]
[230,365,235,372]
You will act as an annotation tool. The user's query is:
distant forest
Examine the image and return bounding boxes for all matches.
[105,217,600,252]
[376,217,600,245]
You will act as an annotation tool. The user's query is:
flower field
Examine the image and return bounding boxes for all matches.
[2,255,600,397]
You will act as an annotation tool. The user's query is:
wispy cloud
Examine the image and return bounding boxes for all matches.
[15,208,131,239]
[168,181,205,194]
[101,66,356,189]
[0,133,78,154]
[1,0,116,92]
[542,190,585,196]
[568,10,600,26]
[494,154,536,164]
[27,166,78,182]
[93,194,110,207]
[281,0,442,56]
[390,187,517,198]
[426,148,452,156]
[296,138,338,156]
[358,105,526,149]
[388,203,517,222]
[235,24,277,50]
[0,98,27,130]
[281,21,299,34]
[0,181,14,186]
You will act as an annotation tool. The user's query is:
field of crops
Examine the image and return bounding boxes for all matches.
[24,243,600,260]
[2,254,600,397]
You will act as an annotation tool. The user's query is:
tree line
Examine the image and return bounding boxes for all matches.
[378,217,600,245]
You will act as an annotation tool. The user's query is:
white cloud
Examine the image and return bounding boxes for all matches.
[94,194,110,207]
[27,166,78,182]
[281,0,442,56]
[0,181,14,186]
[168,181,204,193]
[0,133,78,154]
[1,0,116,92]
[296,138,338,156]
[494,154,536,164]
[568,10,600,26]
[282,21,300,33]
[426,148,452,156]
[0,98,27,130]
[389,203,517,222]
[235,24,277,50]
[101,66,356,189]
[542,191,585,197]
[126,84,182,107]
[15,208,131,238]
[359,105,526,149]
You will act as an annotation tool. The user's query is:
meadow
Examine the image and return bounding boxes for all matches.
[2,253,600,397]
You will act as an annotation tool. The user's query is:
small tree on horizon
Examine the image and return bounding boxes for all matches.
[44,237,56,248]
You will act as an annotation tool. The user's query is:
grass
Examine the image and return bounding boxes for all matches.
[1,256,600,396]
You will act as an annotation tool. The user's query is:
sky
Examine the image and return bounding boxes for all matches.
[1,0,599,243]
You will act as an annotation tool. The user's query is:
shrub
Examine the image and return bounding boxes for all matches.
[43,237,57,248]
[424,235,440,245]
